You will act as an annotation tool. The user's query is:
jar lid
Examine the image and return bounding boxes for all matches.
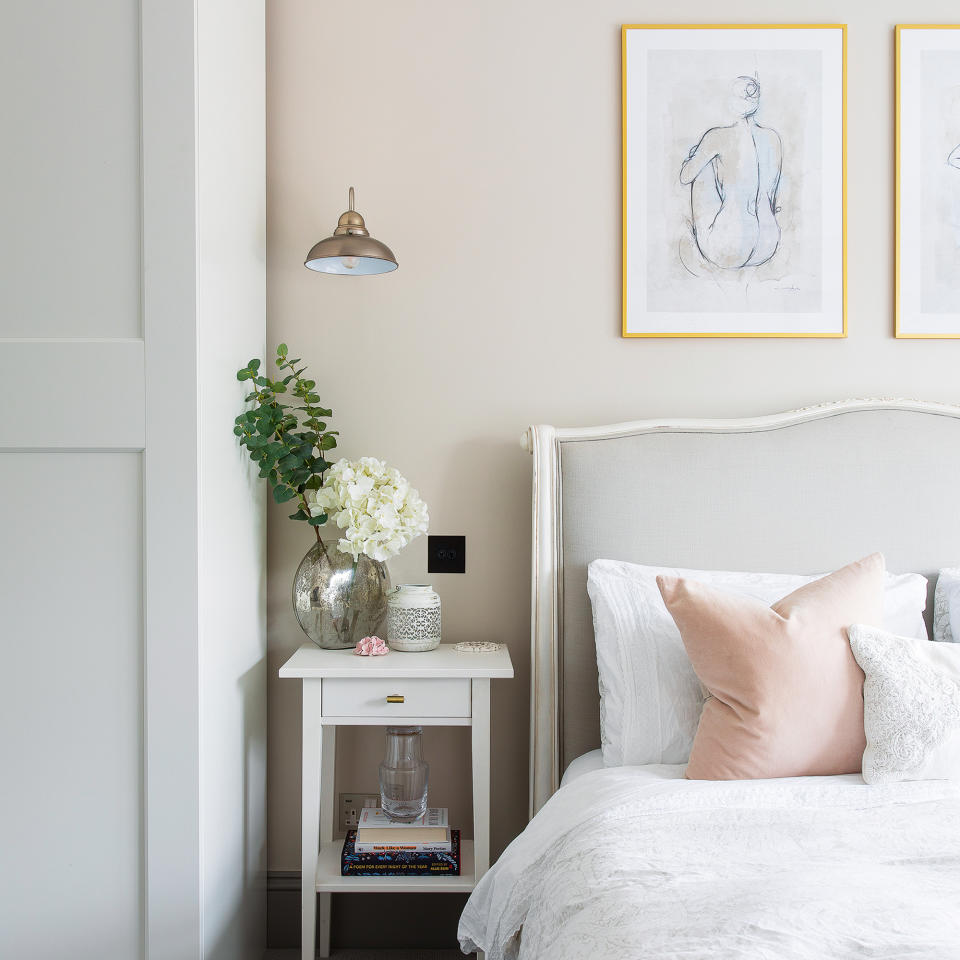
[394,583,434,593]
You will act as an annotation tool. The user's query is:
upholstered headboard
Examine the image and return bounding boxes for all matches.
[522,400,960,817]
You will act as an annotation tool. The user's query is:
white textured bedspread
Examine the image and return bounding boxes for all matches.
[458,766,960,960]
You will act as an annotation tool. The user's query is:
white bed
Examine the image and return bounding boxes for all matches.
[461,765,960,959]
[558,749,607,786]
[459,400,960,960]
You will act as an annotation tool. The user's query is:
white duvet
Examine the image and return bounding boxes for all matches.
[458,766,960,960]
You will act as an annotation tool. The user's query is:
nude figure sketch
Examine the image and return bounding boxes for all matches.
[679,75,783,271]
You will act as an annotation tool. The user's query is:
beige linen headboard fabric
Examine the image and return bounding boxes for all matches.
[523,400,960,817]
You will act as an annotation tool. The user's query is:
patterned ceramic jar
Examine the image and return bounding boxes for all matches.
[386,584,442,652]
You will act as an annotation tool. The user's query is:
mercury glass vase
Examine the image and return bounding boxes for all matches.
[292,540,390,649]
[379,726,429,822]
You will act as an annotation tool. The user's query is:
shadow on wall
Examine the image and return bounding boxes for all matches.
[433,433,533,851]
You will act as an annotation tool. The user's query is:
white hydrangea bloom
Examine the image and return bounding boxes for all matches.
[306,457,429,562]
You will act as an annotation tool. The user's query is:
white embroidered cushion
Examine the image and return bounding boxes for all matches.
[933,567,960,643]
[849,624,960,784]
[588,559,929,767]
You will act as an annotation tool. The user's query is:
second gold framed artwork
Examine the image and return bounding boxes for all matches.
[896,25,960,338]
[622,24,847,338]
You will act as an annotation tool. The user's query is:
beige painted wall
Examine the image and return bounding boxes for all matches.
[266,0,960,872]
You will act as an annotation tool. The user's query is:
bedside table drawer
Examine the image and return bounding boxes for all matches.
[322,677,471,718]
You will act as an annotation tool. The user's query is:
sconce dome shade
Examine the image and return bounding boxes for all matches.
[304,186,398,275]
[304,234,398,275]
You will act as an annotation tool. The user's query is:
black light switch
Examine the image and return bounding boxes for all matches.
[427,535,466,573]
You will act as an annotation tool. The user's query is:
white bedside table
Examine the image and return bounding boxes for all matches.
[279,642,514,960]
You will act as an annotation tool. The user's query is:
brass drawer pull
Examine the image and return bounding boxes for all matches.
[386,695,405,704]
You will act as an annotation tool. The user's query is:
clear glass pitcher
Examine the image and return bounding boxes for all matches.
[379,726,429,822]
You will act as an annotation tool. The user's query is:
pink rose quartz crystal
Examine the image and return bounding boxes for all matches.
[355,635,389,656]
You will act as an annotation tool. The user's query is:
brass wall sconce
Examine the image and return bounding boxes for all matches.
[304,187,398,276]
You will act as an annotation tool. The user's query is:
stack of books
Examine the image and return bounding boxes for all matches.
[341,807,461,876]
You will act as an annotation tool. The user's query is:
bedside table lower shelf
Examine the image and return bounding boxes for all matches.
[315,838,477,893]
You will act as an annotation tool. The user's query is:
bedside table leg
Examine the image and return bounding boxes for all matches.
[301,680,322,960]
[317,724,336,958]
[471,678,491,880]
[316,893,331,958]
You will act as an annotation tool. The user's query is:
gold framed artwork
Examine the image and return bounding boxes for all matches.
[621,24,847,338]
[896,25,960,338]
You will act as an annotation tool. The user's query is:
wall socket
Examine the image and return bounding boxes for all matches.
[427,534,466,573]
[339,792,380,833]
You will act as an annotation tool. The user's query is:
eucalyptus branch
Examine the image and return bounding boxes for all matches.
[234,343,337,545]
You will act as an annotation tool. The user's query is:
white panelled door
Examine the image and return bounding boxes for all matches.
[1,2,148,957]
[0,2,265,959]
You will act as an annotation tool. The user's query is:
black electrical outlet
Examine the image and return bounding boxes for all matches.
[427,535,466,573]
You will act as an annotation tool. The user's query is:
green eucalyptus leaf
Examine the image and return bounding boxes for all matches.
[272,485,297,504]
[277,343,288,355]
[248,358,261,371]
[307,514,327,527]
[237,370,251,381]
[303,475,324,490]
[288,509,308,521]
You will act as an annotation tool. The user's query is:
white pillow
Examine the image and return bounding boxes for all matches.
[934,567,960,643]
[849,623,960,783]
[587,559,929,768]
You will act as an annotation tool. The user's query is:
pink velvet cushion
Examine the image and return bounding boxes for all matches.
[657,554,885,780]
